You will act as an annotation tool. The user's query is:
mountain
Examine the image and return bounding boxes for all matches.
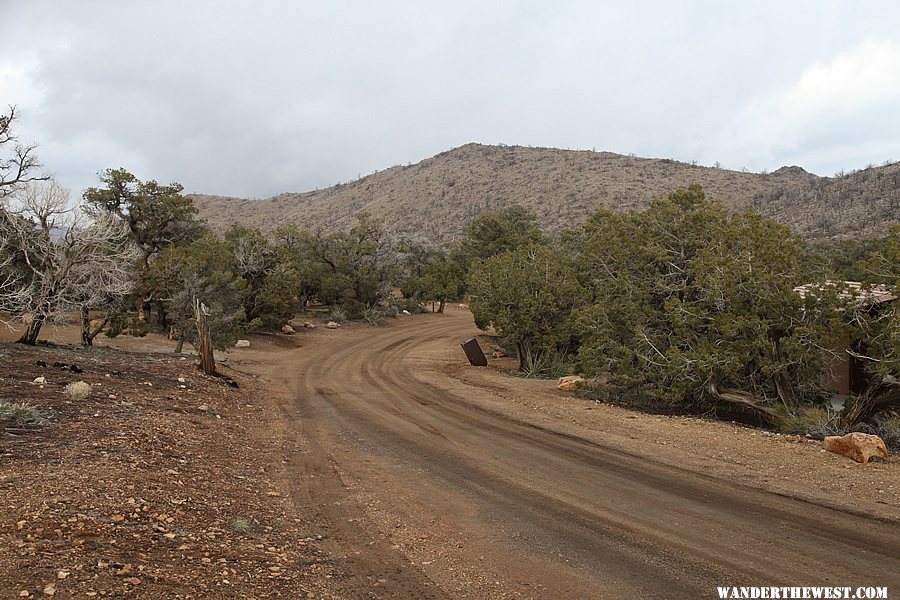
[191,143,900,243]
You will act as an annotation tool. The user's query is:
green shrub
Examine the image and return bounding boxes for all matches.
[391,299,428,314]
[361,306,384,326]
[519,347,570,380]
[128,317,149,337]
[326,306,347,324]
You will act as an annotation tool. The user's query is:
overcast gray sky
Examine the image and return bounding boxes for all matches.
[2,1,899,199]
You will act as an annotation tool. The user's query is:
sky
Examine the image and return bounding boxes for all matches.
[2,1,899,200]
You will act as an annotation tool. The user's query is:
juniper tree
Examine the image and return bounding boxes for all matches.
[575,185,838,417]
[468,243,585,370]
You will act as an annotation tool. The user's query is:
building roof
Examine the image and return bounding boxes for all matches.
[793,280,897,306]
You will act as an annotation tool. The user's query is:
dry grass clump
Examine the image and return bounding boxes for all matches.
[65,381,92,401]
[0,401,46,426]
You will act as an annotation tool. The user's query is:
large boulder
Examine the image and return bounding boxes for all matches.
[234,339,251,348]
[557,375,584,392]
[824,432,888,464]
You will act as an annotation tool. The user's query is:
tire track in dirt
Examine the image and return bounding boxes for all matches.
[278,313,900,599]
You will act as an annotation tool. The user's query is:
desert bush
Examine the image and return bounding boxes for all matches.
[0,401,46,426]
[391,298,427,314]
[871,413,900,451]
[384,304,400,318]
[226,517,251,533]
[361,306,384,326]
[65,381,92,401]
[519,346,570,380]
[326,305,347,324]
[128,317,149,337]
[773,406,847,438]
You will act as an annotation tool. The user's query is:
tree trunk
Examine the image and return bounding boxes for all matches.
[81,306,92,346]
[156,300,169,330]
[17,314,44,345]
[193,297,218,376]
[768,333,798,413]
[707,383,778,418]
[516,341,527,371]
[438,299,446,314]
[174,335,185,354]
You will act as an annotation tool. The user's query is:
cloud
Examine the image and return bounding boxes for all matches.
[2,2,899,196]
[714,39,900,173]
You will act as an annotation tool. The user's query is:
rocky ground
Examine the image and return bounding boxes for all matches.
[0,341,336,598]
[1,309,897,599]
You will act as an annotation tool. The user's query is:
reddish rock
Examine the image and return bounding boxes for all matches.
[557,375,584,392]
[824,432,888,464]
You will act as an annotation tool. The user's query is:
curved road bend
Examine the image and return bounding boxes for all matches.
[277,310,900,599]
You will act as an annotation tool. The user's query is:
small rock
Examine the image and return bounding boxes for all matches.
[123,577,141,586]
[402,310,410,315]
[325,321,340,329]
[235,339,251,348]
[56,571,69,580]
[33,376,46,384]
[557,375,585,392]
[281,324,296,335]
[457,303,469,309]
[42,583,55,596]
[177,377,186,383]
[18,591,29,597]
[301,321,316,329]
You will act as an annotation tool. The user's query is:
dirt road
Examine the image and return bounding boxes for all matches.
[250,309,900,599]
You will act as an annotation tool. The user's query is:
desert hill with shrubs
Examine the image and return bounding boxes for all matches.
[192,143,900,243]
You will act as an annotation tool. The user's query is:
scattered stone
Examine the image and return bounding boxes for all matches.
[33,376,46,384]
[401,310,410,315]
[301,321,316,329]
[177,377,186,383]
[824,432,888,464]
[56,571,69,580]
[557,375,584,392]
[325,321,340,329]
[281,324,296,335]
[457,303,469,309]
[235,340,251,348]
[42,583,55,596]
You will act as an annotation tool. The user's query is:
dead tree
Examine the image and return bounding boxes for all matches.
[0,180,138,344]
[193,298,218,376]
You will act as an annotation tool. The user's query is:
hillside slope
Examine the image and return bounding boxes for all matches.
[193,143,899,243]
